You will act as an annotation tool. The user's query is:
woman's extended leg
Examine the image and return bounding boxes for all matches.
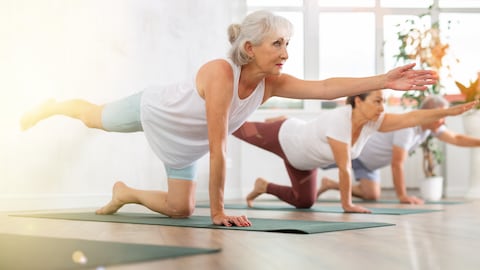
[96,179,196,218]
[21,99,104,131]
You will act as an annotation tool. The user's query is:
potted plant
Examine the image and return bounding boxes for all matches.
[393,4,453,199]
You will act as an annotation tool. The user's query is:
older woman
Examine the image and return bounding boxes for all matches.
[21,10,438,226]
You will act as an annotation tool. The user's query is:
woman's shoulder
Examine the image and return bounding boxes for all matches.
[201,58,234,70]
[197,59,235,79]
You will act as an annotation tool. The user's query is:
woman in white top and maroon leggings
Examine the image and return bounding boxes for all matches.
[20,11,439,225]
[233,91,475,213]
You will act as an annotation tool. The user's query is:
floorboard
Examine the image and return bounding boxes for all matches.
[1,196,479,270]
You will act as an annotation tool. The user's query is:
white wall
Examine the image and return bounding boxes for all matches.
[1,1,471,212]
[444,117,471,197]
[0,0,245,211]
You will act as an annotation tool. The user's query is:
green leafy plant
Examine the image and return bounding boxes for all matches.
[395,6,450,106]
[421,135,444,177]
[393,4,452,177]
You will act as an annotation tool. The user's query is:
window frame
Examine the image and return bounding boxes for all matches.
[246,0,480,111]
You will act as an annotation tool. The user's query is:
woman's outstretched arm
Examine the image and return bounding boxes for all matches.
[379,101,478,132]
[266,63,438,100]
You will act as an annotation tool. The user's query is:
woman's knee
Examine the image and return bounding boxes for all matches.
[78,102,103,129]
[358,179,381,200]
[167,201,195,218]
[362,188,381,200]
[166,178,196,218]
[294,196,316,209]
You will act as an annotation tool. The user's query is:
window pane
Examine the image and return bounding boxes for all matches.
[318,12,375,78]
[383,15,432,97]
[317,0,374,7]
[247,0,302,7]
[440,0,480,8]
[439,13,480,94]
[383,15,431,72]
[380,0,433,8]
[260,96,303,109]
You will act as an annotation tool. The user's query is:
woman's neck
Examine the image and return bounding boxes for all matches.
[350,108,369,145]
[238,65,266,99]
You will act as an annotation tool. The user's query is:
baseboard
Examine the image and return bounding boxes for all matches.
[444,187,468,198]
[1,189,244,212]
[0,194,111,212]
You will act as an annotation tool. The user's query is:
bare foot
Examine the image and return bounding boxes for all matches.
[20,99,56,131]
[96,181,129,215]
[246,177,268,207]
[316,177,338,198]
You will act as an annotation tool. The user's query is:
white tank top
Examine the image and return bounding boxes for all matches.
[140,59,265,169]
[279,106,385,170]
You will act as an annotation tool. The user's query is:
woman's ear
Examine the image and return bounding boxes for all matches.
[354,96,361,107]
[244,41,255,59]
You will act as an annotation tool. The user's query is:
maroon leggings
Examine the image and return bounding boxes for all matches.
[233,119,317,208]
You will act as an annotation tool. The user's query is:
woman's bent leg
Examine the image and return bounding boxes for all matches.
[267,164,318,208]
[96,179,196,218]
[353,179,381,200]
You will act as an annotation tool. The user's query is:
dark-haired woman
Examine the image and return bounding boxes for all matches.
[234,90,476,213]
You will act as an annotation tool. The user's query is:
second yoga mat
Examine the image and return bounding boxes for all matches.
[317,198,466,205]
[196,204,442,215]
[0,233,219,270]
[12,212,394,234]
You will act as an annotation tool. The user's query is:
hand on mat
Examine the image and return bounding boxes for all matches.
[399,195,424,205]
[343,204,372,214]
[212,213,252,227]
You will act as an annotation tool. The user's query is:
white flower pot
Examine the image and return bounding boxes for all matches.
[420,176,443,201]
[462,110,480,198]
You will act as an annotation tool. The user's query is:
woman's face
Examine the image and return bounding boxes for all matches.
[357,90,385,120]
[249,32,289,75]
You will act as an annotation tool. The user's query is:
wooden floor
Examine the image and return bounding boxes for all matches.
[2,194,480,270]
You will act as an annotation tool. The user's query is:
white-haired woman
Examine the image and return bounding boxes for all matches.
[21,10,437,226]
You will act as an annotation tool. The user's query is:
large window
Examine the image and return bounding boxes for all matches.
[247,0,480,109]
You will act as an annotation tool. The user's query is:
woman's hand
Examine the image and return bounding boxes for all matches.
[342,204,372,214]
[447,100,478,116]
[384,63,439,91]
[399,194,424,205]
[212,213,252,227]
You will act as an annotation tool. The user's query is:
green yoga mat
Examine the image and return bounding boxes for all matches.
[0,233,219,270]
[12,212,393,234]
[317,198,466,205]
[196,204,442,215]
